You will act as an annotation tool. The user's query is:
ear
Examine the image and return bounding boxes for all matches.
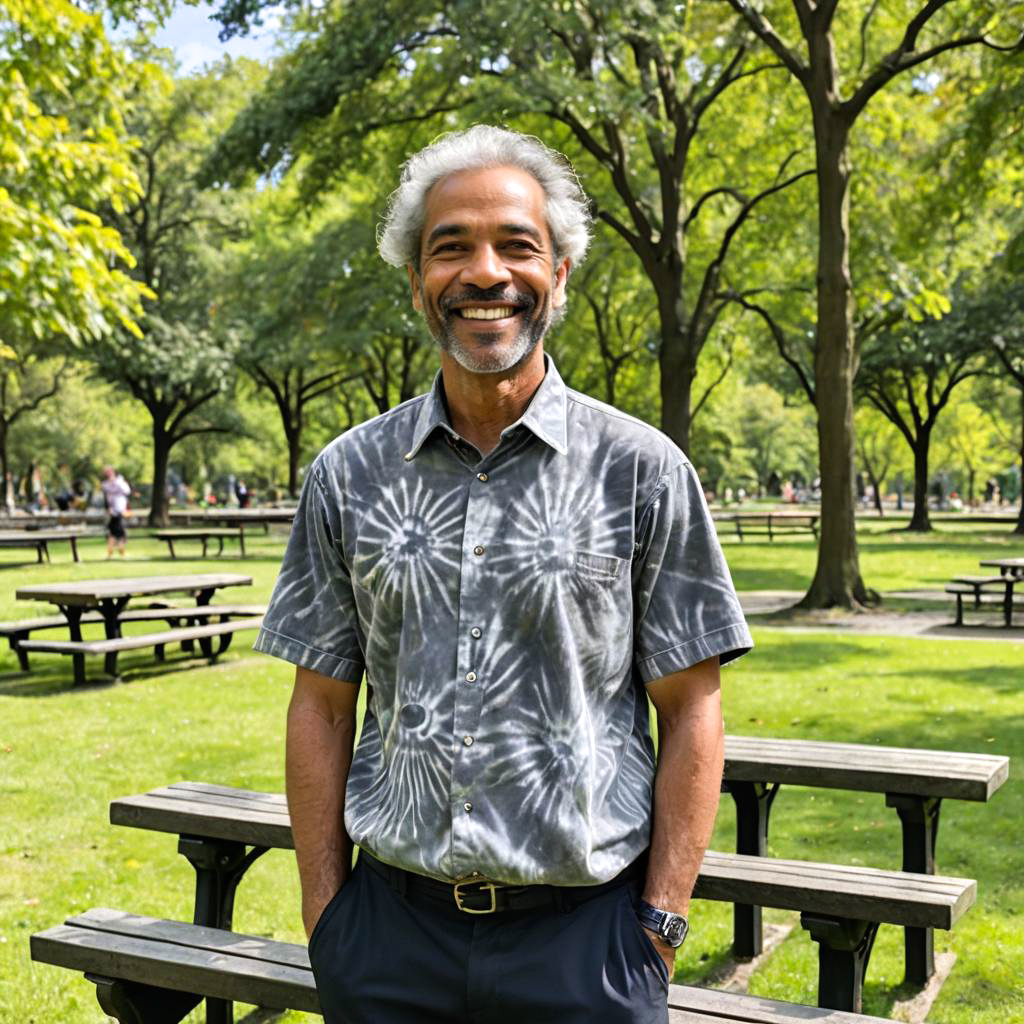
[407,264,424,311]
[552,257,570,309]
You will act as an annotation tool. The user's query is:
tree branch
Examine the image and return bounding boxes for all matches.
[732,294,816,404]
[722,0,808,82]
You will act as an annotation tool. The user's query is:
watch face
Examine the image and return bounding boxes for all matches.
[663,915,687,945]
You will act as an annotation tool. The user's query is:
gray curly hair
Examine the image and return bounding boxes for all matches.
[377,125,592,271]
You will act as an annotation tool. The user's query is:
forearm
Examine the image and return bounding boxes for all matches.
[285,681,356,936]
[642,689,724,912]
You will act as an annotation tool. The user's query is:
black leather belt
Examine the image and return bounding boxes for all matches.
[360,850,645,915]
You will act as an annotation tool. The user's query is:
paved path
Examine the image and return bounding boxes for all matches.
[739,590,1024,641]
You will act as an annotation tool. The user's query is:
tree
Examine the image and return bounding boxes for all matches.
[0,0,154,500]
[726,0,1024,606]
[93,60,260,524]
[200,0,813,454]
[854,406,905,517]
[0,0,148,352]
[857,305,982,531]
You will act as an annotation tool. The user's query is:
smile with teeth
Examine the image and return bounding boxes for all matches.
[457,306,517,320]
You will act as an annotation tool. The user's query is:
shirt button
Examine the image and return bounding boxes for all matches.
[470,627,482,639]
[463,735,474,746]
[473,545,485,556]
[477,472,489,482]
[465,671,477,682]
[464,802,473,813]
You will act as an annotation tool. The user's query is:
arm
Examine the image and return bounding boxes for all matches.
[642,654,724,970]
[286,664,361,939]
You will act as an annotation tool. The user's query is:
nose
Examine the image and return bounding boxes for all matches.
[460,243,512,289]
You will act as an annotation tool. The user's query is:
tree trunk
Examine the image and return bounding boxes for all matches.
[907,432,932,531]
[149,422,172,527]
[798,80,872,608]
[656,270,696,455]
[0,423,11,515]
[285,418,302,499]
[1016,394,1024,535]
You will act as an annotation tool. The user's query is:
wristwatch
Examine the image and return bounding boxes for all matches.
[636,899,689,948]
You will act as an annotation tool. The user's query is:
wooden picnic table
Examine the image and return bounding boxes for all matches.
[15,574,253,684]
[168,508,295,533]
[0,527,101,564]
[979,557,1024,578]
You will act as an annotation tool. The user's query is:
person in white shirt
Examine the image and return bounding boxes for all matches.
[101,466,131,557]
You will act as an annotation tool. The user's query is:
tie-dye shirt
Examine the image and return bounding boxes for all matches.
[254,358,751,886]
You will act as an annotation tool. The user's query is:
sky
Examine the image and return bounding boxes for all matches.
[153,1,281,73]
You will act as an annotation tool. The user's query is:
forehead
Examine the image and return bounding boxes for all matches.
[422,166,549,239]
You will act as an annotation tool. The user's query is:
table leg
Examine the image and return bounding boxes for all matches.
[99,597,130,679]
[195,589,215,658]
[726,780,779,957]
[886,793,941,986]
[178,835,270,1024]
[59,604,87,686]
[801,913,879,1012]
[70,536,80,562]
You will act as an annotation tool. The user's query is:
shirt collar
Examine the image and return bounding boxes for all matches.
[404,354,569,461]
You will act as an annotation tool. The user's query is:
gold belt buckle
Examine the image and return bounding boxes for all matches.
[453,878,500,914]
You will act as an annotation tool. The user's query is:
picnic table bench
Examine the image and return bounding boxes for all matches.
[726,513,819,542]
[0,604,265,672]
[108,781,976,1013]
[151,528,247,559]
[20,616,263,680]
[723,735,1008,984]
[0,527,100,563]
[15,574,255,685]
[31,908,917,1024]
[944,575,1018,627]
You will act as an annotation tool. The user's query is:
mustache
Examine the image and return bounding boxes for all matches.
[440,286,535,315]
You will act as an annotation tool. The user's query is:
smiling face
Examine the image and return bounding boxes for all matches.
[408,166,569,375]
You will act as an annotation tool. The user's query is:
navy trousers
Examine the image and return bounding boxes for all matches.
[308,858,670,1023]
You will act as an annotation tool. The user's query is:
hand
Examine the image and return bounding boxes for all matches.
[643,926,677,980]
[302,887,337,941]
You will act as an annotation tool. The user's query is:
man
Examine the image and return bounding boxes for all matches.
[100,465,131,557]
[254,125,752,1023]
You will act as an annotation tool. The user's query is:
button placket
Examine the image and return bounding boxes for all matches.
[450,467,495,875]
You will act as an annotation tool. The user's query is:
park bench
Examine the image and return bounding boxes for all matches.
[18,615,263,684]
[31,908,908,1024]
[0,528,100,564]
[943,575,1018,627]
[727,513,819,542]
[151,528,247,559]
[723,735,1008,985]
[108,781,976,1012]
[0,604,265,672]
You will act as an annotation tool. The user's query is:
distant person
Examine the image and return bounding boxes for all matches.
[101,466,131,557]
[235,479,251,508]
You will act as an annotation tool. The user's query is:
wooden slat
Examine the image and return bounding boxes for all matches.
[152,529,244,538]
[724,735,1009,801]
[20,617,263,656]
[31,918,320,1013]
[696,851,973,929]
[667,984,896,1022]
[16,574,253,606]
[110,793,293,849]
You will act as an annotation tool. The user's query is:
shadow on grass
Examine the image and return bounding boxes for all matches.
[0,649,258,698]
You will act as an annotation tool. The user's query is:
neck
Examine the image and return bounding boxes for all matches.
[440,347,546,456]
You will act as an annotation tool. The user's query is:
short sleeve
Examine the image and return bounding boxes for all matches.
[632,461,752,682]
[253,466,365,683]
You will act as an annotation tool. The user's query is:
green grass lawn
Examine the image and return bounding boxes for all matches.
[1,528,1021,1021]
[718,520,1024,594]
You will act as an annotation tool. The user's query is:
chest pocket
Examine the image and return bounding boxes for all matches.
[574,549,626,583]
